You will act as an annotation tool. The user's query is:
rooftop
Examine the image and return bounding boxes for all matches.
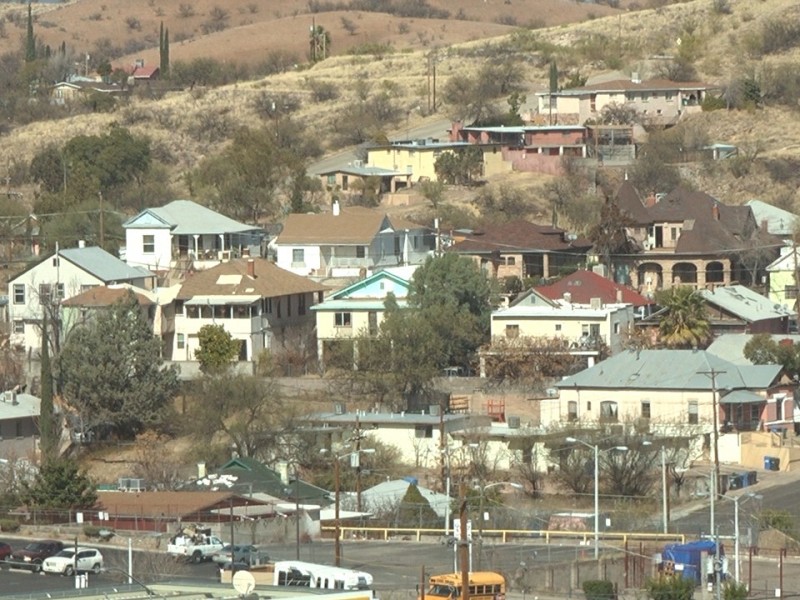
[533,270,653,308]
[448,221,592,254]
[699,285,793,323]
[276,206,426,245]
[124,200,261,236]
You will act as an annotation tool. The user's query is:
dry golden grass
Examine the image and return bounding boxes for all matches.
[0,0,798,211]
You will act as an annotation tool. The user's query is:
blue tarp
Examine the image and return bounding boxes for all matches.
[663,540,722,584]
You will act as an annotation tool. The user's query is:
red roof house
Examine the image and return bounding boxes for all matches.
[535,269,654,308]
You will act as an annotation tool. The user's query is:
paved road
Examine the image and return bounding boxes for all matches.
[307,117,451,176]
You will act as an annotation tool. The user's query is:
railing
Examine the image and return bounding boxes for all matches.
[321,525,684,545]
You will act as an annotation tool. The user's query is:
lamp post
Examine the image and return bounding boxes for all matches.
[643,441,670,534]
[720,492,762,582]
[476,481,523,569]
[566,437,628,559]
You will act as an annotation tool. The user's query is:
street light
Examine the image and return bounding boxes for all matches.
[565,437,628,559]
[719,492,762,582]
[321,447,375,567]
[642,440,670,534]
[476,481,523,569]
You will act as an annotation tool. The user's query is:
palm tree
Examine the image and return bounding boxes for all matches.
[655,286,711,348]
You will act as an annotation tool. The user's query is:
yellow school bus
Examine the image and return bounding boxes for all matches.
[422,572,506,600]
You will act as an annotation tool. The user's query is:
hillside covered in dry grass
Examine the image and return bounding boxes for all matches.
[0,0,799,223]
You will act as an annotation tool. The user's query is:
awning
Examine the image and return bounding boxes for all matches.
[184,295,260,306]
[719,390,765,405]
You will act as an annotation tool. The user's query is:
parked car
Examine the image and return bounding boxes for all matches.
[7,540,65,572]
[0,541,12,561]
[42,547,104,576]
[211,545,262,566]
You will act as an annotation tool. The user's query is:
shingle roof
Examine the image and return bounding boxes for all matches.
[448,221,592,254]
[534,270,653,307]
[276,206,426,245]
[59,247,153,283]
[177,258,326,300]
[555,349,781,391]
[124,200,260,235]
[95,491,246,518]
[614,181,650,225]
[61,285,155,307]
[699,285,792,323]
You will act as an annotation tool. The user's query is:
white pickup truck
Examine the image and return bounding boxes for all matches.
[167,534,225,563]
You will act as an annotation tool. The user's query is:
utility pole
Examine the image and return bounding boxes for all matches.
[459,483,469,600]
[334,457,341,567]
[699,366,725,498]
[98,190,105,247]
[353,416,365,512]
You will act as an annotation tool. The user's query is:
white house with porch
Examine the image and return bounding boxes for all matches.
[122,200,265,274]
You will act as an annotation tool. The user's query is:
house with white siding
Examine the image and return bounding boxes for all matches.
[8,245,154,354]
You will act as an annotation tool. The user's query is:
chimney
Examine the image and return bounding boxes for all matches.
[631,72,640,84]
[197,462,207,479]
[761,219,769,232]
[712,202,720,220]
[645,193,658,207]
[78,240,86,248]
[332,199,340,216]
[616,289,623,303]
[247,259,255,278]
[276,461,289,485]
[563,292,572,303]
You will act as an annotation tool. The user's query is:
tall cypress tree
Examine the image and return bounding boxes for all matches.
[39,312,56,464]
[25,2,36,63]
[162,27,169,78]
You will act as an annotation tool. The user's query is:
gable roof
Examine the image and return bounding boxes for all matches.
[361,480,450,518]
[56,247,153,283]
[706,333,800,365]
[448,221,592,254]
[533,270,653,307]
[177,258,326,301]
[617,186,781,255]
[61,285,155,308]
[0,392,40,421]
[766,247,799,272]
[124,200,261,235]
[312,270,410,312]
[555,349,781,391]
[94,491,265,519]
[699,285,792,323]
[745,200,798,237]
[550,78,715,96]
[330,270,410,300]
[276,206,426,245]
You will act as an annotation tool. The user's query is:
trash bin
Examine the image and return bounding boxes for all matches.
[747,471,758,486]
[728,475,743,490]
[764,457,780,471]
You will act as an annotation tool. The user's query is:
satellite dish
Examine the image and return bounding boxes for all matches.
[232,570,256,595]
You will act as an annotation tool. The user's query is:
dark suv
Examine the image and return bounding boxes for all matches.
[8,540,65,572]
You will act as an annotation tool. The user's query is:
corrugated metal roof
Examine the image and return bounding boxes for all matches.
[494,304,629,319]
[0,392,40,420]
[556,349,781,391]
[720,389,765,405]
[124,200,261,235]
[707,333,800,365]
[59,247,153,283]
[699,285,792,322]
[310,299,408,311]
[184,294,261,306]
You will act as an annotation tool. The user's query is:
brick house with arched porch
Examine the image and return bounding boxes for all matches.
[614,183,782,295]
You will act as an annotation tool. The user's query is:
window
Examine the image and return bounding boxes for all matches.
[292,248,305,265]
[555,324,562,332]
[327,174,336,185]
[568,401,578,422]
[641,400,651,419]
[186,305,200,318]
[38,283,52,305]
[56,283,64,299]
[52,257,59,267]
[505,256,516,266]
[298,294,306,316]
[335,312,352,327]
[233,305,249,318]
[775,397,783,421]
[614,322,621,334]
[12,320,24,334]
[587,401,591,411]
[356,246,366,258]
[287,296,292,317]
[688,400,699,425]
[600,400,618,422]
[505,324,519,338]
[12,284,24,305]
[415,425,433,438]
[142,234,155,254]
[665,92,674,101]
[177,334,185,349]
[785,285,798,300]
[641,92,649,102]
[670,227,678,241]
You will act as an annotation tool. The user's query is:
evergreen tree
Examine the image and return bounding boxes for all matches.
[22,458,97,510]
[38,312,56,464]
[25,2,36,63]
[396,484,439,528]
[162,28,170,77]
